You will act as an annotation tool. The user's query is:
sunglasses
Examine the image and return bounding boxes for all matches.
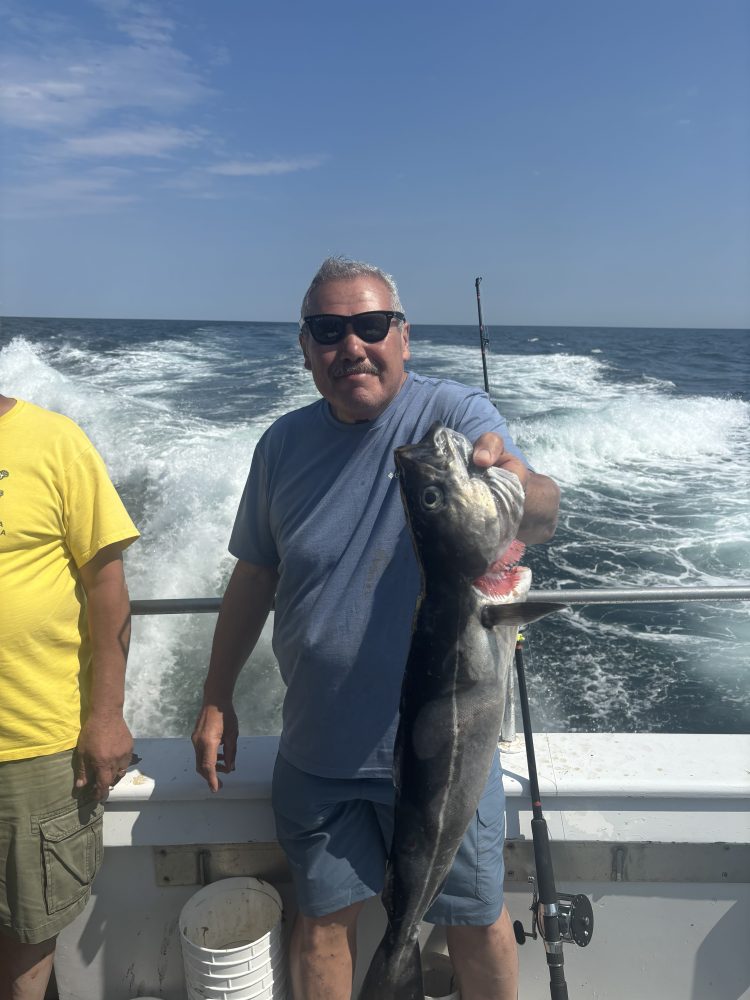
[300,310,405,345]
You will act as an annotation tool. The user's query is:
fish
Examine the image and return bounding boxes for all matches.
[359,421,531,1000]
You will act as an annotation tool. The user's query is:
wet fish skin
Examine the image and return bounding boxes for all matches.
[359,422,529,1000]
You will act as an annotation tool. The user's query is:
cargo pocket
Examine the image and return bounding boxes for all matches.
[475,764,506,904]
[39,800,103,915]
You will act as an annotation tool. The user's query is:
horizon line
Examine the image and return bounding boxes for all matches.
[2,314,749,333]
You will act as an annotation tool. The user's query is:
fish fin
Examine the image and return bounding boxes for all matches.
[359,932,424,1000]
[481,601,567,628]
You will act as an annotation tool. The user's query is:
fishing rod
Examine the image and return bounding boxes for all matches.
[511,630,593,999]
[474,277,491,396]
[471,277,588,998]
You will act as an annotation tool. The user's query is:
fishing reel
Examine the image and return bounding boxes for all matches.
[513,876,594,949]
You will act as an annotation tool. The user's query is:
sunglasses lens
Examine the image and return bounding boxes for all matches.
[307,316,345,344]
[352,313,390,342]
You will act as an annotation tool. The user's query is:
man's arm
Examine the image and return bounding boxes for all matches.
[76,543,134,800]
[192,559,278,792]
[473,432,560,544]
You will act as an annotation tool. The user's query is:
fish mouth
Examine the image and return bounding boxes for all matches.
[395,423,528,589]
[473,539,531,602]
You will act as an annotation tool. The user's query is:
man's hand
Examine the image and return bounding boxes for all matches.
[192,702,239,793]
[472,431,531,486]
[77,544,134,801]
[472,431,560,544]
[75,713,133,801]
[190,560,277,792]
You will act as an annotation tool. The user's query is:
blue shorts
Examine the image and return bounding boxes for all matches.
[271,750,505,926]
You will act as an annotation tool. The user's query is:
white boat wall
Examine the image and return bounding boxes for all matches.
[53,732,750,1000]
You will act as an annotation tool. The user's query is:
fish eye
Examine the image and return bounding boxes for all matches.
[421,485,444,511]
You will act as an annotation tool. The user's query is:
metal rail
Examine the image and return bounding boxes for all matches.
[130,597,222,615]
[522,585,750,606]
[129,585,750,617]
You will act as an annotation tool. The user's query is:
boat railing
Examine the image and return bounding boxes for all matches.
[131,596,223,615]
[130,585,750,616]
[129,585,750,743]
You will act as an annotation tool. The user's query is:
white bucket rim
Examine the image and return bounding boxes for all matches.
[180,877,282,913]
[179,877,283,955]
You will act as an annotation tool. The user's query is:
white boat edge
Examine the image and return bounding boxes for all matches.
[54,732,750,1000]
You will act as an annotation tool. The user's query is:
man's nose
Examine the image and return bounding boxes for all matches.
[337,327,367,357]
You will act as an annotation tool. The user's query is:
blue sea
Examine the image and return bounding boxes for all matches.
[1,318,748,737]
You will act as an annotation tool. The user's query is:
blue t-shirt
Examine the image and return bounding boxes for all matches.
[230,372,528,778]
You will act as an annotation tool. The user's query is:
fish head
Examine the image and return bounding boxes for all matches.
[395,422,529,597]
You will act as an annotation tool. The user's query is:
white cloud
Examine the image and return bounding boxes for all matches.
[89,0,176,45]
[1,169,140,219]
[0,75,84,129]
[207,156,326,177]
[62,125,206,158]
[0,1,320,218]
[4,7,73,38]
[0,46,211,132]
[0,0,211,136]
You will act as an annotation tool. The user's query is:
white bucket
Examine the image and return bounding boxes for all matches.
[185,970,286,1000]
[184,944,285,991]
[183,933,283,980]
[179,877,286,1000]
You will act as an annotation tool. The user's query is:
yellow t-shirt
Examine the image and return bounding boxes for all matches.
[0,400,139,761]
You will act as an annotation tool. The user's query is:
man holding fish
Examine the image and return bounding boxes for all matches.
[193,258,559,999]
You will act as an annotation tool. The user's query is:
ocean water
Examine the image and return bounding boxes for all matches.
[1,317,748,737]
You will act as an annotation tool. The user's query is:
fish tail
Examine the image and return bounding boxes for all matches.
[359,928,424,1000]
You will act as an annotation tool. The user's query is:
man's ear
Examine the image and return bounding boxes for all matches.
[401,321,411,361]
[299,332,312,371]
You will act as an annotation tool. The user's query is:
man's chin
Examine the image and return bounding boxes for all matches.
[328,387,386,424]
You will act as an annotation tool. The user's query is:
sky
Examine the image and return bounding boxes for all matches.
[1,0,748,327]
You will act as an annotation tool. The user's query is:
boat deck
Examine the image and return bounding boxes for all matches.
[53,732,750,999]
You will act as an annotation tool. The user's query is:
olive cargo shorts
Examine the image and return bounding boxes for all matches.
[0,750,104,944]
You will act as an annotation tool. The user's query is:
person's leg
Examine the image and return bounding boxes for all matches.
[446,905,518,1000]
[271,756,392,1000]
[0,933,56,1000]
[0,753,103,1000]
[425,749,517,1000]
[289,901,364,1000]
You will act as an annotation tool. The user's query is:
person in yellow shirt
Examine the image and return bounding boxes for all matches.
[0,393,139,1000]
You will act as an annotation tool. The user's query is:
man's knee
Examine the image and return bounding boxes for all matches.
[295,900,365,948]
[0,932,56,996]
[446,905,516,949]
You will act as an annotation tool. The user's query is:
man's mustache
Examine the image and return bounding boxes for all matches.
[329,362,381,378]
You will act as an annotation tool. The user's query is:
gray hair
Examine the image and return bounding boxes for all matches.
[300,256,404,319]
